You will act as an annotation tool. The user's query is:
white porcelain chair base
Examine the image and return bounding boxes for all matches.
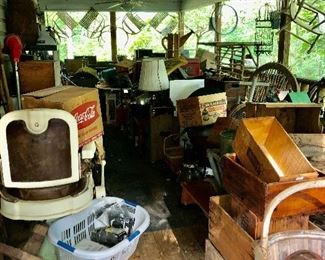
[0,175,94,221]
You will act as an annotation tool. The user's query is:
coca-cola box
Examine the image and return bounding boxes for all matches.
[22,86,104,147]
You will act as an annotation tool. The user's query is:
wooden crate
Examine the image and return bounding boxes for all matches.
[209,195,255,260]
[205,239,224,260]
[19,60,61,94]
[245,103,323,133]
[233,117,318,183]
[223,154,325,219]
[209,195,321,260]
[231,195,309,239]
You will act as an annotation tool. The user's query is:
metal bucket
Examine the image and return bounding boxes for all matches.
[219,129,236,155]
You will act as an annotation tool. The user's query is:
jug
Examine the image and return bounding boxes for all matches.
[161,30,194,58]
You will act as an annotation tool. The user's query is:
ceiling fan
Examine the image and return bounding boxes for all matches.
[94,0,144,11]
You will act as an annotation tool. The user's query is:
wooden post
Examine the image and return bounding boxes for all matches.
[178,11,184,37]
[178,11,184,55]
[110,12,117,62]
[214,2,222,69]
[278,0,291,65]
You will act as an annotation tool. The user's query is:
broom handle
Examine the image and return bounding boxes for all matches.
[14,62,21,110]
[259,180,325,250]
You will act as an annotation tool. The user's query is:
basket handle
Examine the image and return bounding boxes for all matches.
[163,134,179,157]
[257,179,325,258]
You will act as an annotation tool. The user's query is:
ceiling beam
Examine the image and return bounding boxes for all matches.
[181,0,222,11]
[38,0,181,12]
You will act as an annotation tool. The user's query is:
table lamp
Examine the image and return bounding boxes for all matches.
[138,58,169,106]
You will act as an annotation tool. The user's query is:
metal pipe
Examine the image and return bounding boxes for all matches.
[14,62,21,110]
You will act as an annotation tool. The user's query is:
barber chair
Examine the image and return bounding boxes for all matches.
[0,109,99,220]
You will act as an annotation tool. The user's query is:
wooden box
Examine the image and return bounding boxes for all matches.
[19,60,61,94]
[231,195,309,239]
[209,195,320,260]
[245,102,323,133]
[233,117,318,183]
[209,195,255,260]
[223,154,325,219]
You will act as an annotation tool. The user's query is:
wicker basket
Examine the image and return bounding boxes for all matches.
[163,134,184,174]
[255,180,325,259]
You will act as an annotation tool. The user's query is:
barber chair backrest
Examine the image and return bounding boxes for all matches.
[0,109,80,188]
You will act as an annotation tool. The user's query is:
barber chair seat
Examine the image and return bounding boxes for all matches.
[0,109,95,220]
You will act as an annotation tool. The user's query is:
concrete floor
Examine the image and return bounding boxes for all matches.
[104,126,207,232]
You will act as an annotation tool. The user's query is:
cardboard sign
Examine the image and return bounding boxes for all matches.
[176,92,227,128]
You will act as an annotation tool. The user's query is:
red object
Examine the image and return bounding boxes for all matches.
[181,58,202,77]
[4,34,23,63]
[72,101,100,130]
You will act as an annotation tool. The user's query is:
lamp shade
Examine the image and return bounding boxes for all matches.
[138,58,169,91]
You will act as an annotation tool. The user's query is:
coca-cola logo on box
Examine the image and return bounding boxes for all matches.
[72,101,99,129]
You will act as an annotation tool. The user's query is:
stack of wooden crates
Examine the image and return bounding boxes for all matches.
[206,117,325,259]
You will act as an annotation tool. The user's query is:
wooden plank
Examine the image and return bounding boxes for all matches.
[22,224,48,256]
[131,227,206,260]
[205,239,224,260]
[209,196,254,260]
[152,229,185,259]
[130,232,163,260]
[0,243,41,260]
[223,155,325,219]
[172,226,205,260]
[231,195,309,239]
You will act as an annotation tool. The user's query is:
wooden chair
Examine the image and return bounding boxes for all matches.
[248,62,299,103]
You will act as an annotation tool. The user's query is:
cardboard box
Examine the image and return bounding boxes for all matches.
[196,49,217,70]
[22,86,104,147]
[19,60,61,94]
[181,58,202,77]
[176,93,227,128]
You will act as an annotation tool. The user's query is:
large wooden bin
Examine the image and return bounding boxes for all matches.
[19,60,61,94]
[223,154,325,219]
[233,117,318,183]
[209,195,321,260]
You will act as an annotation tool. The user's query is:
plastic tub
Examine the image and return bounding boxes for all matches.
[48,197,150,260]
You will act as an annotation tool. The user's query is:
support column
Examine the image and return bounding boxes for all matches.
[214,2,222,69]
[178,11,184,55]
[110,12,117,62]
[278,0,291,66]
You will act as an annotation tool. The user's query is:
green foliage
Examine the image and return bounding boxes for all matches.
[47,1,324,80]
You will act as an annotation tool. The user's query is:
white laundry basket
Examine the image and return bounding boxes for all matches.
[48,197,150,260]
